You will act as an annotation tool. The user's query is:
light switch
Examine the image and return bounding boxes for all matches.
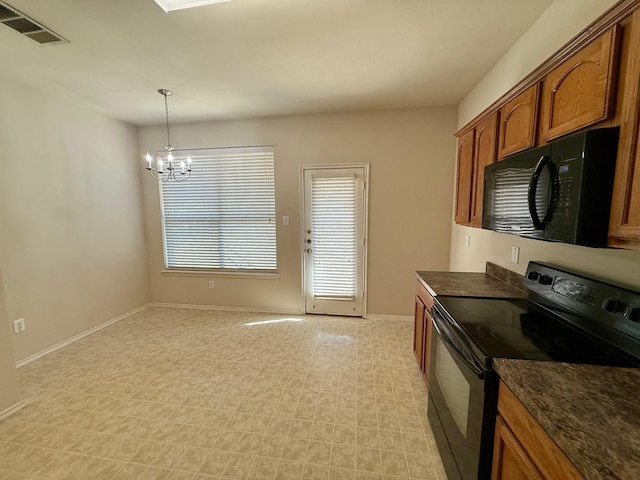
[283,216,290,226]
[464,235,470,248]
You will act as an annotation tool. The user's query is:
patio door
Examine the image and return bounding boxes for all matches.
[302,165,368,316]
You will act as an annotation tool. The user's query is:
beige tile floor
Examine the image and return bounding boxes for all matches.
[0,307,445,480]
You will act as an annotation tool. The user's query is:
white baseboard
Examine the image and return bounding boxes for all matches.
[15,303,151,368]
[150,302,304,316]
[0,400,25,421]
[365,314,413,321]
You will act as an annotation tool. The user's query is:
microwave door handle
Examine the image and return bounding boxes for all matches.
[541,161,559,225]
[528,155,551,229]
[431,314,485,379]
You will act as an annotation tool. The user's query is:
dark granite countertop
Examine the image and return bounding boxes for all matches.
[415,270,526,298]
[494,359,640,480]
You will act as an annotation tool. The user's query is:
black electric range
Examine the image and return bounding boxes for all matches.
[434,295,640,367]
[427,262,640,480]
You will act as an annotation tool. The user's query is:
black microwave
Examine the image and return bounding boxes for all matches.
[482,127,619,247]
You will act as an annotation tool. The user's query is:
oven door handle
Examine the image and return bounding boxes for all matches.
[432,314,486,380]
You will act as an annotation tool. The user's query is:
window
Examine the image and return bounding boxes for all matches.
[159,145,277,272]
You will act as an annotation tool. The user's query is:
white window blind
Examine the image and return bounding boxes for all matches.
[311,175,357,299]
[159,146,277,272]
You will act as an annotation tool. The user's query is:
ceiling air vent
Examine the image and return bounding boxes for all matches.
[0,2,68,45]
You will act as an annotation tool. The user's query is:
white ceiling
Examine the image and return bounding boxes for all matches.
[0,0,553,126]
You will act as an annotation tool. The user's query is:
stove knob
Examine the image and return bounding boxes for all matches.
[603,298,626,313]
[628,308,640,323]
[527,271,540,281]
[538,275,553,285]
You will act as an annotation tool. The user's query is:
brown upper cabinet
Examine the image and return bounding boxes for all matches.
[454,1,640,247]
[497,84,540,159]
[610,9,640,246]
[455,130,475,225]
[470,113,498,226]
[540,26,621,142]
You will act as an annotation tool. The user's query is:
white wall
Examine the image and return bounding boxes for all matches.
[0,268,20,414]
[0,78,150,362]
[140,108,458,316]
[450,0,640,290]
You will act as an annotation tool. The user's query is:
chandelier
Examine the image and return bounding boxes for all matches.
[145,89,192,182]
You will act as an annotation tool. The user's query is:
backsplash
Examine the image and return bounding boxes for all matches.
[485,262,525,291]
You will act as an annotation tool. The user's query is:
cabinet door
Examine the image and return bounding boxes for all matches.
[414,296,426,371]
[540,26,620,141]
[498,84,540,159]
[422,307,433,386]
[455,129,475,225]
[492,416,545,480]
[609,10,640,247]
[470,113,498,227]
[497,382,584,480]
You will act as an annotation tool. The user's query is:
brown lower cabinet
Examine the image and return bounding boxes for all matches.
[413,280,434,385]
[492,381,584,480]
[492,415,544,480]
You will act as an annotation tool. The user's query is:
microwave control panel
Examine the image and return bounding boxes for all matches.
[554,156,580,218]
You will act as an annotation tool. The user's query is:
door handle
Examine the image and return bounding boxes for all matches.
[431,314,485,379]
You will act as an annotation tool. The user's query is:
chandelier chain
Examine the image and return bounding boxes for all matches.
[164,92,172,151]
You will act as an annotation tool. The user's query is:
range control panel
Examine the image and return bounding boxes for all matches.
[524,262,640,328]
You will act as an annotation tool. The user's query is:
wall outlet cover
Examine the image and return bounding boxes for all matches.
[13,318,26,334]
[208,280,215,289]
[511,246,520,264]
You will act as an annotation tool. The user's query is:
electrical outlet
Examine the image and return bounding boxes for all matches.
[208,280,215,289]
[511,246,520,264]
[464,235,470,248]
[13,318,26,334]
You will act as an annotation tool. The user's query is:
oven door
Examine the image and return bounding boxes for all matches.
[427,305,497,480]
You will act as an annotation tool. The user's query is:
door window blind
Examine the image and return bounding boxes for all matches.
[311,175,357,299]
[159,146,277,272]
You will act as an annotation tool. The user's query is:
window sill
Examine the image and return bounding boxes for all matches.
[161,269,280,280]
